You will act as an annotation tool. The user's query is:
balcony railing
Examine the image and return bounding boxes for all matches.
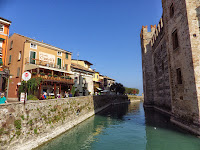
[25,58,68,71]
[32,74,74,84]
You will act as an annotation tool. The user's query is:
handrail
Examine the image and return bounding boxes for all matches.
[25,57,68,71]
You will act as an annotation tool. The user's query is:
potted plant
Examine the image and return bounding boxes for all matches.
[48,73,52,77]
[32,72,37,75]
[54,75,58,77]
[40,72,45,76]
[61,76,65,79]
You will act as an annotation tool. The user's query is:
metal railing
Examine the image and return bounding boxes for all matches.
[25,58,68,71]
[32,74,74,84]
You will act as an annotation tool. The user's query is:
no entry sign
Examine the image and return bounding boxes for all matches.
[22,71,31,81]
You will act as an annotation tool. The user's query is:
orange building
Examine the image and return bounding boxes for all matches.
[0,17,11,92]
[0,17,11,66]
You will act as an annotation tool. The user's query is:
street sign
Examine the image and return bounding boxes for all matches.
[22,71,31,81]
[20,92,25,102]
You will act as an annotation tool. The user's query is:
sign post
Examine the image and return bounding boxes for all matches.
[22,71,31,105]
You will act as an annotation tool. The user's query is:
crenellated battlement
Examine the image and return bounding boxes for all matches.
[150,17,164,48]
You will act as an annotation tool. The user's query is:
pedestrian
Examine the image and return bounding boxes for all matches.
[39,94,43,100]
[0,93,8,104]
[64,91,68,98]
[43,92,47,99]
[69,93,72,97]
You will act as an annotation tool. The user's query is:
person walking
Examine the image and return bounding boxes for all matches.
[64,91,69,98]
[0,93,8,104]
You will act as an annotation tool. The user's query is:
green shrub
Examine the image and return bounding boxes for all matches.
[40,72,45,76]
[54,75,58,77]
[27,95,38,100]
[34,128,38,134]
[14,120,21,130]
[48,74,52,77]
[32,72,37,75]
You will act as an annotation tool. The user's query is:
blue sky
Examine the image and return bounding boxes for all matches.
[1,0,162,94]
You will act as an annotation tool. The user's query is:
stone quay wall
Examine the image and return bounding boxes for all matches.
[0,95,129,150]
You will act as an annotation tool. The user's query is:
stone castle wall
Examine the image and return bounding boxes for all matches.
[0,95,129,150]
[141,0,200,132]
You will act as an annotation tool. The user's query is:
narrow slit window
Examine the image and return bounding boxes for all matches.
[170,4,174,18]
[172,30,179,50]
[176,68,183,84]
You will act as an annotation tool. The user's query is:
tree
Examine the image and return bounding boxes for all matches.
[18,77,43,97]
[125,87,139,95]
[110,82,125,95]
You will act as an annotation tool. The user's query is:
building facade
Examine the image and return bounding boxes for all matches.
[0,17,11,93]
[7,33,73,100]
[0,17,11,66]
[141,0,200,134]
[71,62,94,96]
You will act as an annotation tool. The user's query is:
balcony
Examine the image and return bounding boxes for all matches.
[32,74,74,84]
[25,58,72,74]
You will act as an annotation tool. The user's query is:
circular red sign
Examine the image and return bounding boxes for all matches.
[25,73,29,77]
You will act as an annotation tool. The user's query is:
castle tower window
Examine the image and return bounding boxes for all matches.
[170,4,174,18]
[172,29,179,50]
[176,68,182,84]
[155,66,158,75]
[162,61,164,72]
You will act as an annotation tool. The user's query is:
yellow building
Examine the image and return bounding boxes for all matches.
[7,33,73,100]
[93,71,101,93]
[71,59,93,69]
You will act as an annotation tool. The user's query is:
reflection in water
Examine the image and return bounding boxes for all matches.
[37,102,200,150]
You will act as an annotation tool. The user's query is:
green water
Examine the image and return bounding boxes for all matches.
[37,102,200,150]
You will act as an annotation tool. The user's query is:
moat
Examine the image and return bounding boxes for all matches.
[36,102,200,150]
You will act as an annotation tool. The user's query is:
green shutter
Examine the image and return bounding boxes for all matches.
[9,55,11,64]
[57,58,61,69]
[66,53,68,59]
[0,58,3,65]
[30,51,36,64]
[17,67,20,77]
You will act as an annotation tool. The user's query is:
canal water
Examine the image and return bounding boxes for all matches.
[37,102,200,150]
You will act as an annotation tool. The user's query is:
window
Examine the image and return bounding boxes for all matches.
[57,58,62,69]
[8,55,11,64]
[162,61,164,72]
[176,68,182,84]
[10,41,13,50]
[155,66,158,75]
[172,30,179,50]
[18,51,21,61]
[57,51,62,56]
[65,53,68,59]
[65,64,68,70]
[170,4,174,18]
[30,51,36,64]
[30,43,37,49]
[97,75,99,79]
[17,67,20,77]
[0,24,4,32]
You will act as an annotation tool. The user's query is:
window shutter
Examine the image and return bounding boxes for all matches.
[66,53,68,59]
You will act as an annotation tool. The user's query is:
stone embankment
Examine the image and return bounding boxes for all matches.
[0,95,129,150]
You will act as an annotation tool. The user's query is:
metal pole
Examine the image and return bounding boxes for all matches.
[24,81,27,105]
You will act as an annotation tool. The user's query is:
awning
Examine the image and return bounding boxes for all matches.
[0,38,5,41]
[101,90,109,93]
[96,87,103,91]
